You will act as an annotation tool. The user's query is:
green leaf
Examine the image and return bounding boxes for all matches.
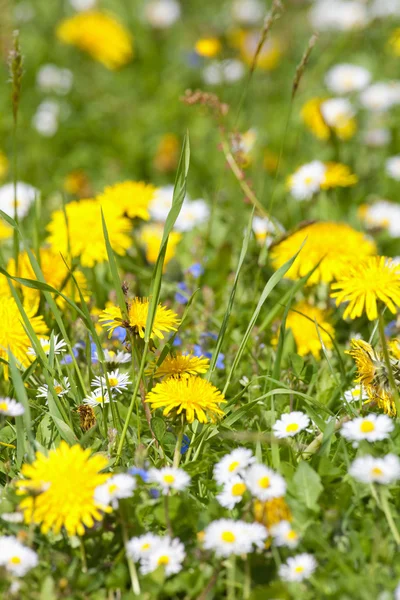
[101,209,128,321]
[291,460,323,511]
[151,417,166,441]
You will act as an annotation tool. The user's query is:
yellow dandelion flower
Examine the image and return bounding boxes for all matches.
[321,162,358,189]
[270,222,376,285]
[140,223,182,267]
[16,442,110,536]
[46,199,132,268]
[0,219,12,240]
[280,302,334,359]
[56,11,133,70]
[97,181,155,221]
[301,98,356,141]
[239,30,281,70]
[388,29,400,56]
[0,297,47,372]
[331,257,400,321]
[254,497,292,529]
[146,375,226,424]
[347,339,377,389]
[99,297,180,340]
[5,248,88,313]
[146,353,210,378]
[195,37,222,58]
[390,339,400,361]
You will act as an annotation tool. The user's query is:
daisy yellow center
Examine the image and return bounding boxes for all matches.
[0,402,9,411]
[371,467,383,477]
[231,483,246,497]
[258,476,271,489]
[108,377,119,387]
[95,396,104,403]
[228,461,240,472]
[42,343,51,352]
[295,566,304,574]
[108,483,118,494]
[360,420,375,433]
[221,531,236,543]
[16,441,110,537]
[287,530,298,541]
[157,555,170,566]
[108,351,116,358]
[54,385,63,394]
[163,474,175,484]
[9,556,21,565]
[141,543,150,551]
[286,423,299,433]
[304,176,313,184]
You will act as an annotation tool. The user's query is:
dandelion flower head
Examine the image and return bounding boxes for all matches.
[97,181,156,221]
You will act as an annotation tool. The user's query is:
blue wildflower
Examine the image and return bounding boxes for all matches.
[175,282,189,305]
[181,434,190,455]
[186,263,204,278]
[128,467,149,482]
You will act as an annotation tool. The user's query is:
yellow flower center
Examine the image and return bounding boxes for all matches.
[0,402,9,411]
[108,351,116,358]
[54,386,63,394]
[95,396,104,403]
[163,474,175,484]
[9,556,21,565]
[42,343,51,352]
[294,565,304,574]
[304,176,313,185]
[287,530,298,541]
[360,420,375,433]
[371,467,383,477]
[141,543,150,551]
[221,531,236,543]
[286,423,299,433]
[157,555,170,565]
[228,461,240,472]
[231,483,246,497]
[108,377,119,387]
[258,476,271,489]
[108,483,118,494]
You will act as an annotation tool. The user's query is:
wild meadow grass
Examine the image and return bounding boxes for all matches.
[1,0,400,598]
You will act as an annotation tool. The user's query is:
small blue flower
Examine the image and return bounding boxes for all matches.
[173,335,182,347]
[181,434,190,455]
[385,321,397,337]
[201,332,218,341]
[150,488,160,499]
[193,344,203,357]
[175,282,189,305]
[111,326,127,343]
[186,263,204,278]
[128,467,149,482]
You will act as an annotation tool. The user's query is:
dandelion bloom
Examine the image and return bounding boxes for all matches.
[147,353,210,378]
[100,297,180,340]
[139,223,182,266]
[331,257,400,320]
[46,199,132,268]
[16,442,110,536]
[279,302,334,359]
[56,11,133,70]
[0,297,47,372]
[287,161,358,201]
[348,338,400,416]
[97,181,156,221]
[238,30,281,70]
[301,97,356,140]
[254,496,292,529]
[270,222,376,285]
[146,375,226,423]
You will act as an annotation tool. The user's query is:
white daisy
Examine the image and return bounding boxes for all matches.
[148,467,191,494]
[289,161,326,201]
[270,520,300,549]
[213,448,255,485]
[0,536,38,577]
[279,553,317,582]
[341,414,394,443]
[320,98,356,128]
[252,216,283,247]
[32,100,60,138]
[175,199,210,232]
[37,377,70,399]
[0,182,38,218]
[325,64,370,95]
[126,533,160,561]
[0,398,24,417]
[203,519,267,557]
[91,369,131,394]
[95,349,131,364]
[370,0,400,18]
[0,512,24,524]
[69,0,96,11]
[349,454,400,484]
[343,386,369,404]
[360,82,400,112]
[28,334,67,357]
[203,60,245,86]
[273,411,310,439]
[36,64,73,95]
[140,536,185,576]
[310,0,368,31]
[232,0,263,25]
[83,390,112,407]
[361,200,400,238]
[245,464,286,501]
[216,476,247,510]
[363,128,391,147]
[144,0,181,29]
[386,156,400,181]
[94,474,136,509]
[149,185,182,221]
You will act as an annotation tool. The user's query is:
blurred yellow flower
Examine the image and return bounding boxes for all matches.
[238,30,281,70]
[388,29,400,56]
[97,181,155,220]
[278,302,334,359]
[99,297,180,340]
[56,11,133,70]
[140,223,182,266]
[301,98,356,141]
[270,222,376,285]
[146,353,210,378]
[46,199,132,268]
[63,170,90,196]
[321,162,358,189]
[254,497,292,529]
[0,219,12,240]
[195,37,222,57]
[17,442,110,536]
[146,375,225,423]
[0,151,9,180]
[153,134,180,173]
[331,256,400,320]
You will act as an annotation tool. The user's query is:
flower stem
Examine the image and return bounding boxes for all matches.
[79,537,87,573]
[380,490,400,546]
[164,493,173,537]
[120,508,141,595]
[227,555,236,600]
[173,421,185,468]
[377,312,400,416]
